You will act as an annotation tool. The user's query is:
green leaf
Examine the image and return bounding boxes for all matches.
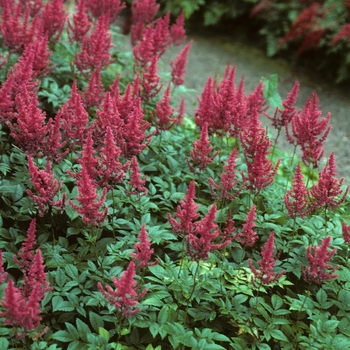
[0,338,9,349]
[99,327,110,341]
[158,305,169,324]
[271,294,283,310]
[76,319,90,342]
[65,264,79,280]
[89,312,104,333]
[316,288,327,305]
[52,296,75,312]
[52,330,76,342]
[55,267,66,289]
[143,296,164,307]
[270,329,288,341]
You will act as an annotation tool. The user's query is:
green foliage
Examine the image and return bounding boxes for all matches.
[0,1,350,349]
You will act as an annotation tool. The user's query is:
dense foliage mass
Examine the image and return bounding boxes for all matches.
[0,0,350,349]
[161,0,350,83]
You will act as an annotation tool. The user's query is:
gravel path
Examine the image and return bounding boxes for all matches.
[160,32,350,183]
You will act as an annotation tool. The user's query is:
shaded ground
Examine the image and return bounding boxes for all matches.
[160,30,350,183]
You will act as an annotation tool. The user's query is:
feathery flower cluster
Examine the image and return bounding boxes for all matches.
[208,148,245,201]
[98,260,148,317]
[125,156,148,196]
[248,232,285,285]
[342,222,350,244]
[303,236,339,285]
[41,0,66,43]
[140,56,162,101]
[9,85,47,156]
[86,0,125,24]
[332,23,350,45]
[168,180,200,236]
[234,204,258,247]
[284,163,309,218]
[170,40,193,86]
[240,108,280,194]
[195,64,265,137]
[309,152,349,212]
[68,165,108,226]
[286,91,331,168]
[188,122,219,172]
[74,14,112,74]
[68,0,92,43]
[130,224,158,268]
[152,84,177,131]
[0,220,51,338]
[187,205,232,261]
[27,157,65,216]
[266,81,300,130]
[57,81,89,150]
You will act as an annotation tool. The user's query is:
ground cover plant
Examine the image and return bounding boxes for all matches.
[0,0,350,349]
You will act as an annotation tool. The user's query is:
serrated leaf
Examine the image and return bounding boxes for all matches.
[271,294,283,310]
[65,264,79,280]
[316,288,327,305]
[143,296,164,307]
[52,330,76,342]
[55,267,66,289]
[89,312,104,333]
[52,296,75,312]
[0,338,9,349]
[270,329,288,341]
[99,327,110,341]
[76,319,90,342]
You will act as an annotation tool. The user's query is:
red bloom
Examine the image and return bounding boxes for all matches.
[27,157,65,216]
[86,0,125,24]
[189,122,219,171]
[234,204,258,247]
[208,147,245,201]
[170,11,186,46]
[140,56,162,102]
[240,108,280,193]
[303,236,339,285]
[152,84,177,131]
[308,152,349,212]
[342,222,350,244]
[284,163,309,218]
[9,84,47,156]
[68,164,108,226]
[170,40,192,86]
[131,0,159,25]
[168,180,200,236]
[286,90,331,168]
[68,0,92,43]
[58,81,89,150]
[266,81,300,130]
[187,205,232,261]
[98,260,148,317]
[332,23,350,45]
[130,224,158,268]
[248,232,285,285]
[83,69,104,108]
[125,156,148,196]
[42,0,66,42]
[74,14,112,74]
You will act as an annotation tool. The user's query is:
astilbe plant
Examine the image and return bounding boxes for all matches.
[98,260,148,317]
[303,236,339,285]
[308,152,349,213]
[125,156,148,196]
[130,224,158,268]
[0,219,51,339]
[67,0,92,43]
[188,122,219,172]
[208,147,245,201]
[8,84,47,156]
[26,156,65,217]
[168,180,200,236]
[240,107,280,194]
[139,56,162,102]
[342,222,350,244]
[234,204,258,247]
[74,13,113,75]
[85,0,125,24]
[68,164,108,226]
[170,40,193,86]
[284,163,309,218]
[248,231,285,285]
[41,0,66,43]
[286,90,331,168]
[187,205,232,261]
